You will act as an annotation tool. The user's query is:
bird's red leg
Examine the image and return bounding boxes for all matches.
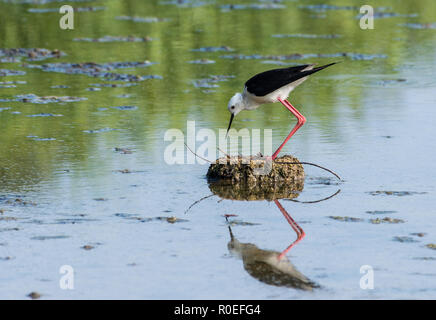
[274,200,306,260]
[271,98,306,160]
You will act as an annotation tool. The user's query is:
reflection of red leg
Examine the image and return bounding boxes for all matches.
[272,98,306,160]
[274,200,306,260]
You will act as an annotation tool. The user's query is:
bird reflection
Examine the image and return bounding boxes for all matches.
[226,206,318,290]
[185,175,340,289]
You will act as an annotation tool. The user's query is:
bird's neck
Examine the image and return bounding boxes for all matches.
[242,91,260,110]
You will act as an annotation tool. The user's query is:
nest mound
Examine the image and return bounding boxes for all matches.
[207,155,304,201]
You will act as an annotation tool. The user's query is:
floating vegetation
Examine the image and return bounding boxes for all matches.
[0,69,26,76]
[0,216,18,221]
[24,61,160,82]
[111,105,138,111]
[188,59,215,64]
[355,12,418,19]
[307,176,339,186]
[191,46,235,52]
[192,75,235,88]
[114,213,188,224]
[13,94,87,104]
[73,35,153,43]
[27,113,63,117]
[220,52,387,61]
[393,236,418,243]
[83,128,118,134]
[0,48,65,61]
[365,210,397,215]
[30,235,69,240]
[2,0,92,3]
[370,217,405,224]
[28,136,56,141]
[0,80,26,86]
[27,292,41,300]
[159,0,212,8]
[411,233,426,237]
[86,87,101,91]
[116,16,170,23]
[426,244,436,250]
[28,6,105,13]
[367,191,427,196]
[375,78,408,87]
[0,57,21,63]
[155,216,188,224]
[91,83,138,88]
[226,219,260,226]
[414,257,436,261]
[299,4,358,12]
[114,147,133,154]
[329,216,363,222]
[399,23,436,29]
[272,34,341,39]
[221,3,285,11]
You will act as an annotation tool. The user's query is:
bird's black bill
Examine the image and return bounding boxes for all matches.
[226,113,234,138]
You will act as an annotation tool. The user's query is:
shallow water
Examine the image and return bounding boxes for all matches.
[0,0,436,299]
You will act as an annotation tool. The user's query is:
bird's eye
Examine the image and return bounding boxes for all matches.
[231,106,235,110]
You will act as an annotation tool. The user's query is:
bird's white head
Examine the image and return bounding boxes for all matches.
[226,92,244,136]
[227,92,244,116]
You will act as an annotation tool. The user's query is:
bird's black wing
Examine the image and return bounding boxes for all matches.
[245,63,336,97]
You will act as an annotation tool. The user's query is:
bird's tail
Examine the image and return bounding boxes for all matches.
[311,62,339,72]
[299,61,339,79]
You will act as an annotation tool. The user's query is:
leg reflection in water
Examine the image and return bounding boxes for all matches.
[226,213,318,290]
[274,200,305,260]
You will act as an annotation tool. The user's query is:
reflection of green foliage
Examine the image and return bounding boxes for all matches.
[0,0,435,190]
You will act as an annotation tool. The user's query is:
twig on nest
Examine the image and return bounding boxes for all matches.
[184,142,213,163]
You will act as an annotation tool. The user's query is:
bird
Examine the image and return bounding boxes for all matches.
[226,62,337,160]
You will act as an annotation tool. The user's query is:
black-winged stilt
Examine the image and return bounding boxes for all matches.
[226,62,337,160]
